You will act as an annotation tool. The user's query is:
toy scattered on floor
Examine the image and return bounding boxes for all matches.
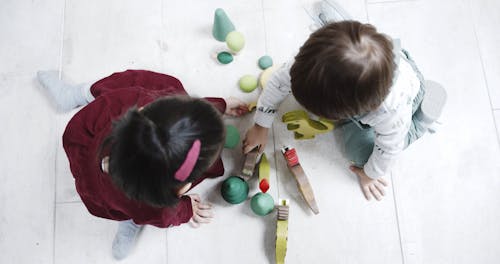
[217,51,234,64]
[221,176,249,204]
[238,74,258,93]
[248,101,257,112]
[258,153,270,193]
[226,31,245,53]
[250,192,275,216]
[241,146,260,180]
[275,199,289,264]
[281,146,319,214]
[224,124,240,148]
[259,65,279,89]
[212,8,235,42]
[282,110,334,140]
[258,55,273,70]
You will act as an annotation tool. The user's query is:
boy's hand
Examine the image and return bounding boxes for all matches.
[350,166,388,201]
[243,124,269,154]
[188,194,213,228]
[224,97,249,117]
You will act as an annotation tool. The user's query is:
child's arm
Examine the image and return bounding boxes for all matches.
[243,63,293,153]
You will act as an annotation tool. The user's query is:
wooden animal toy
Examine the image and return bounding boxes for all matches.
[281,146,319,214]
[282,110,334,140]
[276,199,289,264]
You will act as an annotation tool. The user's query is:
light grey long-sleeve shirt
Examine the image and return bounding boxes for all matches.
[254,50,421,179]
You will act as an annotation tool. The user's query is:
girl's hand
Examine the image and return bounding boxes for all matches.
[188,194,213,228]
[350,166,388,201]
[242,124,269,154]
[224,97,249,117]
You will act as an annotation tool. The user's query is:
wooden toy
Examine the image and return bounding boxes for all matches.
[248,101,257,112]
[281,146,319,214]
[282,110,334,140]
[224,124,240,149]
[217,51,233,64]
[276,199,289,264]
[239,74,258,93]
[212,8,235,42]
[241,146,260,180]
[226,31,245,52]
[250,192,274,216]
[258,55,273,70]
[258,153,270,193]
[259,65,278,89]
[221,176,249,204]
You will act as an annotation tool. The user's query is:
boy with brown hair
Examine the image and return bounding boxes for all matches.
[243,1,446,201]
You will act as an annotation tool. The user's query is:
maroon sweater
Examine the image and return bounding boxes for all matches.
[63,70,226,228]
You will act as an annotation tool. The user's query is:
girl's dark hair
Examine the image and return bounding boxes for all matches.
[101,96,225,208]
[290,21,395,120]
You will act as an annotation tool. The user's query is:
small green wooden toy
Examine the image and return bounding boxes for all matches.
[212,8,235,42]
[258,55,273,70]
[226,31,245,53]
[238,75,258,93]
[282,110,334,139]
[224,124,240,148]
[250,192,274,216]
[221,176,249,204]
[217,51,233,64]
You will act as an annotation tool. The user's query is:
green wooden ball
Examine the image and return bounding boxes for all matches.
[221,176,249,204]
[238,75,258,93]
[217,51,233,64]
[258,55,273,70]
[250,192,275,216]
[226,31,245,52]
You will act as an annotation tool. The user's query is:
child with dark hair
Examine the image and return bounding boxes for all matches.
[243,1,446,201]
[38,69,248,260]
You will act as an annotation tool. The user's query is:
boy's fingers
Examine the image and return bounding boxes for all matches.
[377,178,388,186]
[197,202,212,209]
[362,186,372,201]
[374,182,386,196]
[193,214,211,224]
[189,219,200,228]
[369,185,382,201]
[196,209,214,218]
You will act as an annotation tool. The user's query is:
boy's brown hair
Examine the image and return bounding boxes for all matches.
[290,21,395,120]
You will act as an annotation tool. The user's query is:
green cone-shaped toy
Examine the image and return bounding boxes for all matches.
[212,8,235,42]
[221,176,249,204]
[250,192,275,216]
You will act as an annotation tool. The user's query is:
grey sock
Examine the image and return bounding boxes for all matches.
[112,220,143,260]
[37,70,91,111]
[415,81,447,124]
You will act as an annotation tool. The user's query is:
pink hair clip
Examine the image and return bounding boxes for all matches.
[174,139,201,182]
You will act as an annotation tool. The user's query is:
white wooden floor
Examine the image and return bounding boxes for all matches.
[1,0,500,263]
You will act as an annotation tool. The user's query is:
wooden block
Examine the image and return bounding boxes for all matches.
[276,199,289,264]
[241,147,259,180]
[282,110,334,140]
[281,147,320,214]
[258,153,270,193]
